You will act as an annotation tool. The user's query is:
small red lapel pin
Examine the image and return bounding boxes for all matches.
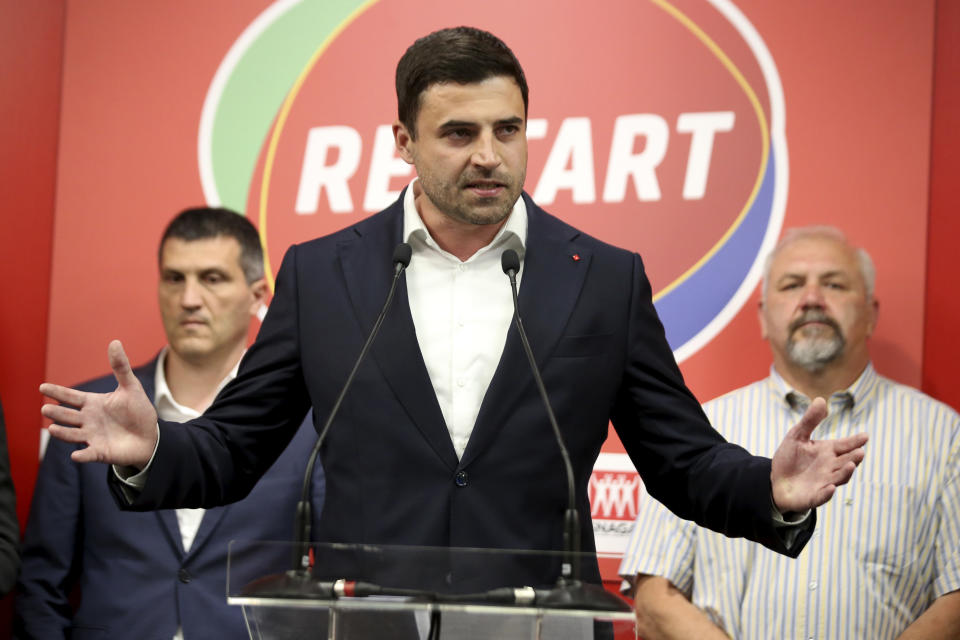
[572,253,581,262]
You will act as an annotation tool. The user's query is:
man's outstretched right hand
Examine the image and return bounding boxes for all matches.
[40,340,158,469]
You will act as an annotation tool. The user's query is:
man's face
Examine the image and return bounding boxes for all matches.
[760,235,877,373]
[394,75,527,227]
[158,236,266,364]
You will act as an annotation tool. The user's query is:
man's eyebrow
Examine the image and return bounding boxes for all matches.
[438,116,524,129]
[776,272,805,281]
[819,270,849,279]
[438,119,477,129]
[198,266,231,276]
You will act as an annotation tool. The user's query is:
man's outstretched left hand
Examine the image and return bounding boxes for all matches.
[771,397,868,513]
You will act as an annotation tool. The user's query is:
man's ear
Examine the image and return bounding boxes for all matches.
[758,299,769,339]
[393,121,415,164]
[248,277,269,317]
[866,298,879,337]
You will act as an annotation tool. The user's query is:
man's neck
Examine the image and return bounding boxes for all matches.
[774,355,868,401]
[413,185,507,261]
[164,344,243,413]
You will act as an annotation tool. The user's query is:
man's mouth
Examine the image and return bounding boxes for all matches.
[465,180,506,197]
[789,313,839,335]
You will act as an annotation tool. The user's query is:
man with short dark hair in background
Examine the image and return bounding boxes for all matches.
[621,226,960,639]
[16,208,324,639]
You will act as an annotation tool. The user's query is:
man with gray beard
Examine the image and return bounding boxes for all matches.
[620,226,960,640]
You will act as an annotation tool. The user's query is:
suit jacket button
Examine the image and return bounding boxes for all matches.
[455,471,468,487]
[178,568,192,584]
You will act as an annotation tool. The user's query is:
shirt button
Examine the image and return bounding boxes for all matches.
[178,568,192,584]
[809,581,818,590]
[455,471,468,487]
[457,264,467,272]
[456,378,466,388]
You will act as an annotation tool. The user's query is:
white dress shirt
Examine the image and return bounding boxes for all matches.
[402,181,527,458]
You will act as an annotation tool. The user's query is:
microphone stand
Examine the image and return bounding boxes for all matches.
[500,250,580,582]
[500,249,630,612]
[243,243,412,598]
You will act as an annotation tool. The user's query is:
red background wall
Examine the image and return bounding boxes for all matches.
[0,0,957,634]
[924,0,960,406]
[0,0,65,628]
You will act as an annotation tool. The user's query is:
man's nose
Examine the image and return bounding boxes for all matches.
[470,131,500,169]
[180,278,203,309]
[799,283,826,308]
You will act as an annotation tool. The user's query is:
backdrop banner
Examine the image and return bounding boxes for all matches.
[44,0,935,580]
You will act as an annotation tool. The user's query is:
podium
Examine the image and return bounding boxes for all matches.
[226,541,637,639]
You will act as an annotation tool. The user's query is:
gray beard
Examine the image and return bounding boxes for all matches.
[786,332,845,372]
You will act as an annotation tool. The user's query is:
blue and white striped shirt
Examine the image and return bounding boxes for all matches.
[619,364,960,639]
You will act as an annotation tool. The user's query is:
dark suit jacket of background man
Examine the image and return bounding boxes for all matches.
[17,358,325,639]
[0,397,20,595]
[110,191,813,587]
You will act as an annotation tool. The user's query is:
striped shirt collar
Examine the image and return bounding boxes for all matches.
[767,362,879,416]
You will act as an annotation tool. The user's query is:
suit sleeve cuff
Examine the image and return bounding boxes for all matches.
[110,423,160,502]
[771,493,812,550]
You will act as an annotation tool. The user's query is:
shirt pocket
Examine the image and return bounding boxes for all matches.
[851,482,926,573]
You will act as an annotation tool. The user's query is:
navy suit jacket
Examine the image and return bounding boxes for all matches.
[16,357,325,639]
[0,397,20,595]
[116,193,812,588]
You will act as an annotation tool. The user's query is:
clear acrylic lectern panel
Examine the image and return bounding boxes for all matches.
[226,541,637,640]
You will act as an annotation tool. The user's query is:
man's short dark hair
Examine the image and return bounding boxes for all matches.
[159,207,264,283]
[396,26,529,139]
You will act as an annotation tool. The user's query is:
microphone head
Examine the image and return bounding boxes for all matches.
[392,243,412,268]
[501,249,521,275]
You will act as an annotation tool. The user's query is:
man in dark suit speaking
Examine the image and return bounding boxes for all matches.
[39,28,867,590]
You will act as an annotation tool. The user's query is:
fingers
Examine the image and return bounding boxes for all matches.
[71,447,102,464]
[108,340,138,390]
[41,403,83,427]
[47,423,88,444]
[47,425,102,463]
[39,383,87,408]
[832,431,869,454]
[841,445,866,467]
[831,458,861,487]
[811,484,836,508]
[791,397,828,441]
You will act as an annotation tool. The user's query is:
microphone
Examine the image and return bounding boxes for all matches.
[243,242,412,599]
[499,249,630,613]
[241,576,427,600]
[501,249,579,581]
[435,585,627,610]
[240,577,627,612]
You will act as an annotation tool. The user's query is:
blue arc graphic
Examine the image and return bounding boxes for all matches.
[655,148,775,351]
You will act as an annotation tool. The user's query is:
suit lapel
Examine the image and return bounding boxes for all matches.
[461,198,591,467]
[155,509,188,554]
[182,504,228,557]
[339,201,459,470]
